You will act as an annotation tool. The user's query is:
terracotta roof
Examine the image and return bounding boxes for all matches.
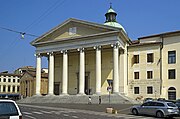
[138,30,180,39]
[129,42,161,47]
[0,73,21,77]
[26,71,48,78]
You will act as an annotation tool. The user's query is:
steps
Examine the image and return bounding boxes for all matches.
[18,94,139,104]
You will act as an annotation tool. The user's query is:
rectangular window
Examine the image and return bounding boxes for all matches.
[8,86,11,92]
[147,86,153,94]
[133,55,139,64]
[168,69,176,79]
[134,87,139,94]
[3,85,6,92]
[12,86,15,92]
[69,27,77,35]
[13,79,15,82]
[17,86,20,92]
[168,51,176,64]
[8,79,11,82]
[147,53,154,63]
[134,72,139,79]
[147,71,153,79]
[3,78,6,82]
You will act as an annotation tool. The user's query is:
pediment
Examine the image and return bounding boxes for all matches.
[31,18,121,46]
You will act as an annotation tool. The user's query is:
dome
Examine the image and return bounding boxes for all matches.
[104,22,126,33]
[104,5,126,33]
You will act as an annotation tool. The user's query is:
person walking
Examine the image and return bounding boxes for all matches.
[99,96,101,104]
[88,96,92,104]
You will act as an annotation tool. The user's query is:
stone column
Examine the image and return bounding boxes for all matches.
[61,50,68,95]
[94,46,101,95]
[48,52,54,95]
[35,54,41,96]
[112,44,120,94]
[78,48,85,95]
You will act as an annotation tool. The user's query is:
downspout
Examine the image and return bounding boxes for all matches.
[160,35,164,95]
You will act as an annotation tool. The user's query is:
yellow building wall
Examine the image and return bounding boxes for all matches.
[54,48,124,95]
[128,44,161,99]
[162,35,180,99]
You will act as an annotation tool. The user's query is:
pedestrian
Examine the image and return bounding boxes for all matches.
[99,96,101,104]
[88,96,92,104]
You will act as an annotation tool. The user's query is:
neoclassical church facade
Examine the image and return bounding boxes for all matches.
[31,6,180,100]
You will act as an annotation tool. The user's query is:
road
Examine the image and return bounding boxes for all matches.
[19,104,157,119]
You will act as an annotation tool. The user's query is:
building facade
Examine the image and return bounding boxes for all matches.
[31,6,180,100]
[0,72,20,99]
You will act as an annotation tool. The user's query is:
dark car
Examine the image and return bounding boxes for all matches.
[175,102,180,112]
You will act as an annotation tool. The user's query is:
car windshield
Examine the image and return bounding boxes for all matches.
[167,102,177,107]
[0,102,18,116]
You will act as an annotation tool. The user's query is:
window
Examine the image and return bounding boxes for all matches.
[17,79,20,83]
[8,85,11,92]
[3,85,6,92]
[147,53,154,63]
[168,69,176,79]
[147,86,153,94]
[168,51,176,64]
[3,78,6,82]
[8,79,11,82]
[147,71,153,79]
[17,86,20,92]
[69,27,77,35]
[134,87,139,94]
[134,72,139,79]
[13,79,15,82]
[12,86,15,92]
[133,55,139,64]
[0,85,1,92]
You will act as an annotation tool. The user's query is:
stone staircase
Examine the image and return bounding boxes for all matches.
[18,94,139,104]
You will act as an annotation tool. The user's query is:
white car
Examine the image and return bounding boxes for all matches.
[0,99,22,119]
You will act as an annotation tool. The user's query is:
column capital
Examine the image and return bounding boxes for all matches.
[34,53,41,57]
[61,50,68,54]
[77,48,84,52]
[47,52,54,56]
[93,45,101,50]
[111,42,120,48]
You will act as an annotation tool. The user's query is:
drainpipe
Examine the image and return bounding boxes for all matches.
[160,35,164,95]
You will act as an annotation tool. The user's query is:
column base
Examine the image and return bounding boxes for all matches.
[76,93,85,96]
[113,92,120,95]
[60,93,69,96]
[93,92,101,95]
[46,93,55,96]
[33,94,42,97]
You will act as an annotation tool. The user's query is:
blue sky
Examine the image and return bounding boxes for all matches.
[0,0,180,72]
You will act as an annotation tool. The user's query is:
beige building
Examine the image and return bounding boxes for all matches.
[0,72,20,99]
[31,6,180,100]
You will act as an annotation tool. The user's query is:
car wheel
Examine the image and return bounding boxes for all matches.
[132,108,138,115]
[156,111,164,118]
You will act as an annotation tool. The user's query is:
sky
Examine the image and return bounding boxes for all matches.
[0,0,180,72]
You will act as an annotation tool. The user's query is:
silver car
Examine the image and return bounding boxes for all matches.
[131,101,179,118]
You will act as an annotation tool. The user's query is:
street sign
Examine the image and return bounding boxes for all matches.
[107,86,112,92]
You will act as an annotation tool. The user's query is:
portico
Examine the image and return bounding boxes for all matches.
[31,6,129,96]
[35,41,125,96]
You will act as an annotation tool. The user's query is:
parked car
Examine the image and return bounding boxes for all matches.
[143,98,153,103]
[130,101,179,118]
[0,99,22,119]
[175,101,180,112]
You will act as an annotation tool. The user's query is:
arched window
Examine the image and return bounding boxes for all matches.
[168,87,176,100]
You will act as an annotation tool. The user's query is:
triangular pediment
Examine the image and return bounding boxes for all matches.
[31,18,121,46]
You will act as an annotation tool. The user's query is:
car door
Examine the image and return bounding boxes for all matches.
[139,102,151,115]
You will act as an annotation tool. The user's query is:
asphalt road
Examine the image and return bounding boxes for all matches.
[19,103,157,119]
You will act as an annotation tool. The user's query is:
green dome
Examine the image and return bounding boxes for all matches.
[104,5,126,33]
[107,8,116,13]
[104,22,126,32]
